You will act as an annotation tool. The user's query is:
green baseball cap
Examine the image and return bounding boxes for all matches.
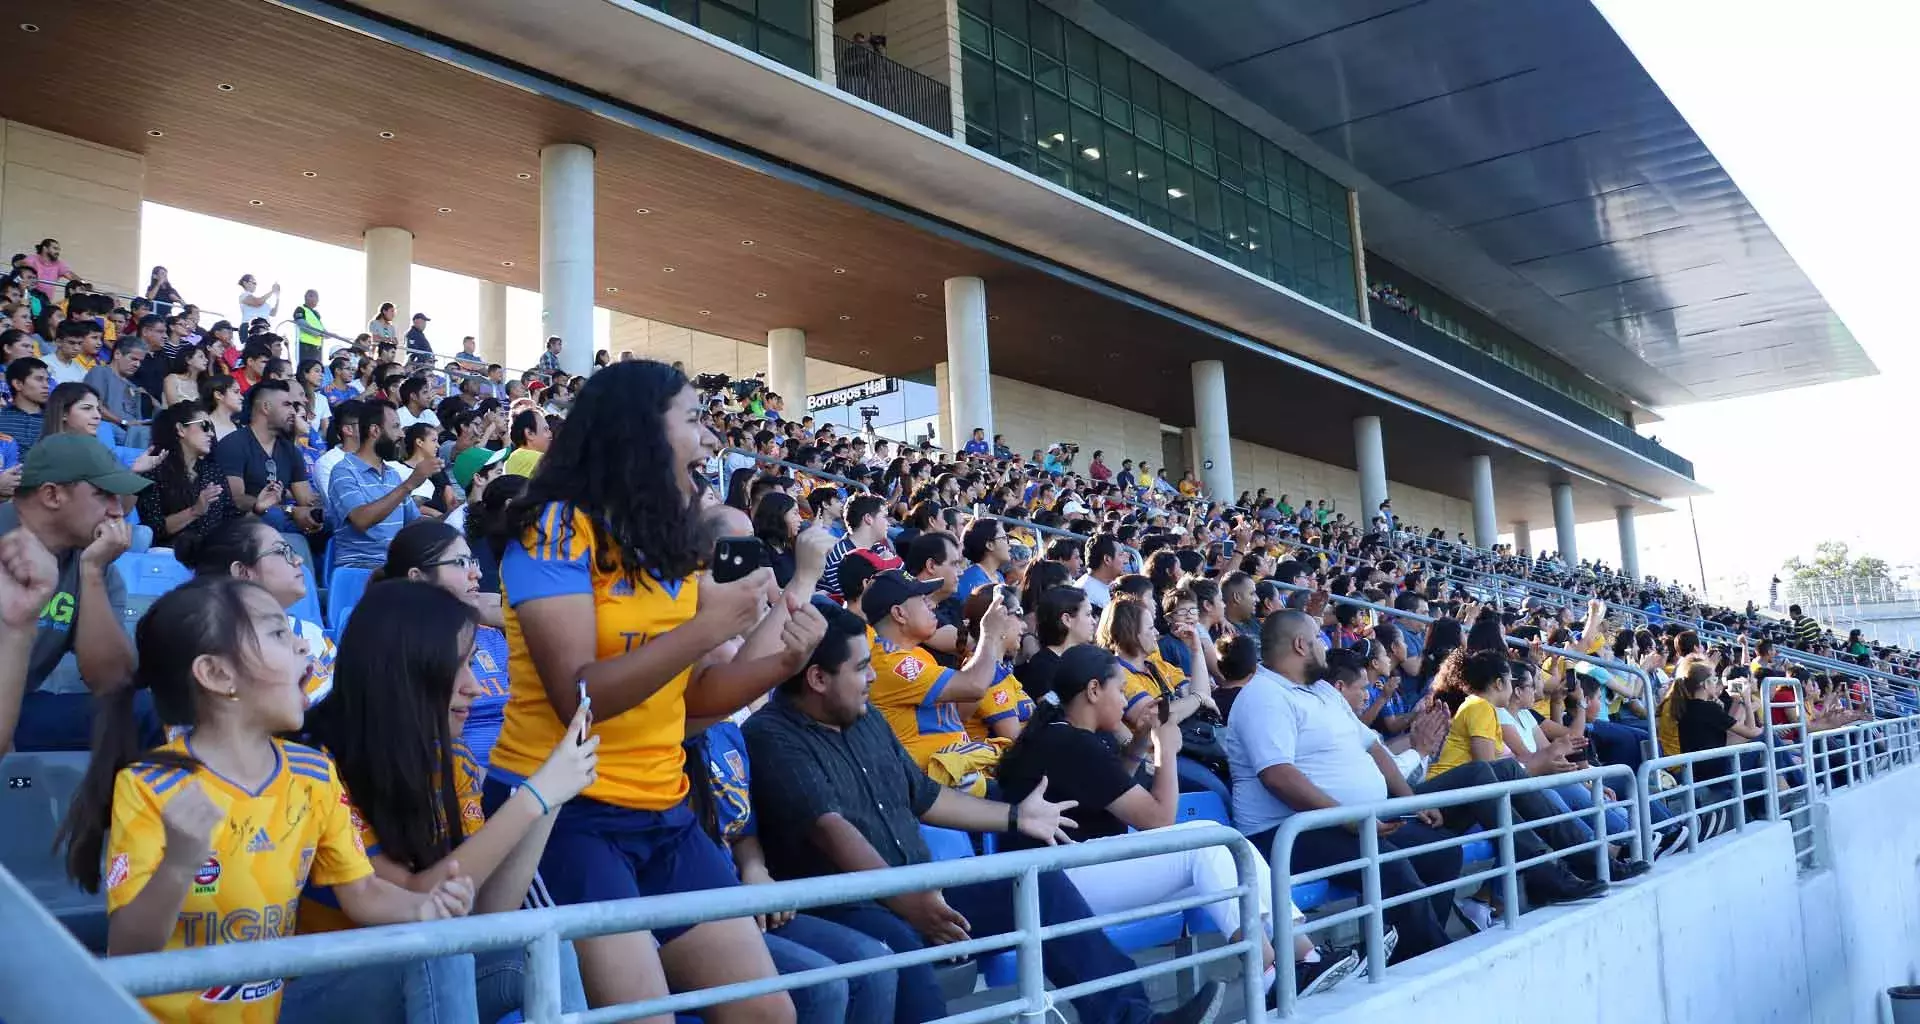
[452,445,508,491]
[19,434,153,495]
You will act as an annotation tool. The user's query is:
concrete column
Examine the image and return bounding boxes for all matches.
[1190,359,1234,500]
[944,276,992,447]
[1353,415,1387,529]
[1347,190,1370,325]
[1469,454,1497,549]
[539,143,595,378]
[1616,506,1641,580]
[1512,522,1532,558]
[1552,483,1579,566]
[477,280,508,366]
[362,226,413,327]
[767,328,807,409]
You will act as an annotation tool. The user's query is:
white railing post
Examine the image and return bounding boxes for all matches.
[1014,867,1047,1023]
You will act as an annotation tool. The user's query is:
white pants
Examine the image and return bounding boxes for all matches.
[1065,820,1298,938]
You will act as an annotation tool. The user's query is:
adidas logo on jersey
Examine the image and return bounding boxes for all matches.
[246,827,276,853]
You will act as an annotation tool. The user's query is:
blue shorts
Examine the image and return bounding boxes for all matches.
[481,779,737,945]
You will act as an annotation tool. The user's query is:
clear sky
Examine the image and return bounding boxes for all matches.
[136,0,1913,608]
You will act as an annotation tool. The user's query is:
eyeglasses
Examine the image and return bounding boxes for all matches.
[184,420,213,433]
[424,555,480,572]
[257,540,302,566]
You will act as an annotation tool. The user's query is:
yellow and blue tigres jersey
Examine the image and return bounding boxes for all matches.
[1118,656,1174,713]
[491,502,700,810]
[870,635,971,769]
[106,737,371,1023]
[690,720,754,859]
[462,625,512,768]
[966,662,1033,741]
[299,742,485,935]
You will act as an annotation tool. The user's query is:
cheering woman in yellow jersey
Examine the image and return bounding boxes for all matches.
[482,360,826,1022]
[60,577,474,1024]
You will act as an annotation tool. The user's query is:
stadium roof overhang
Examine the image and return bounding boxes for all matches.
[1086,0,1873,407]
[2,0,1696,524]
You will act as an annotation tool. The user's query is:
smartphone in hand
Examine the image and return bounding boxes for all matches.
[711,536,770,583]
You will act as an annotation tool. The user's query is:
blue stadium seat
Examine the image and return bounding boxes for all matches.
[327,566,374,632]
[1176,790,1228,825]
[115,550,192,633]
[286,559,323,627]
[0,752,107,952]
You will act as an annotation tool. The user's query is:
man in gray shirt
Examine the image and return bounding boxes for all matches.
[0,434,146,751]
[82,337,150,449]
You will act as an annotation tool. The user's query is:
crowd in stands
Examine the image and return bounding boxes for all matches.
[1,248,1914,1024]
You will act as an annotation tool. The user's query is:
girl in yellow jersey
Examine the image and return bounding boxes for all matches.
[286,581,600,1023]
[481,360,823,1022]
[60,577,475,1024]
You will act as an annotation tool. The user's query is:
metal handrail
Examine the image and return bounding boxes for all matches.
[98,824,1265,1023]
[833,35,953,135]
[0,863,149,1022]
[1267,763,1637,1018]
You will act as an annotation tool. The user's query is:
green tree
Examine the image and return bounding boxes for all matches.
[1783,541,1895,603]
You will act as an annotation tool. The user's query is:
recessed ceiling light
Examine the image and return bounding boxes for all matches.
[20,23,39,33]
[216,83,235,92]
[839,315,852,321]
[698,309,712,316]
[740,240,755,246]
[247,199,264,206]
[436,207,453,214]
[1050,334,1063,341]
[832,268,847,275]
[1107,352,1121,359]
[988,315,1000,321]
[634,208,651,215]
[146,129,165,137]
[1167,187,1186,199]
[753,292,768,299]
[859,348,872,356]
[605,286,620,293]
[911,335,924,342]
[661,267,675,273]
[1082,147,1101,160]
[300,170,317,178]
[516,172,532,180]
[914,292,928,300]
[378,131,395,139]
[501,261,515,267]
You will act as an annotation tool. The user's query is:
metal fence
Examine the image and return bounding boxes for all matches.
[834,36,953,135]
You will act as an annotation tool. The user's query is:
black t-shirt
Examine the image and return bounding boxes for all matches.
[212,427,308,498]
[1016,648,1061,700]
[995,721,1136,851]
[1678,698,1737,780]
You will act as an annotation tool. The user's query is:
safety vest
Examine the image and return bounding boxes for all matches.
[294,305,326,350]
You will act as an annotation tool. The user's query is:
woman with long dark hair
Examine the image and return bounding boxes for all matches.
[286,580,597,1023]
[484,359,814,1020]
[378,520,511,762]
[751,490,801,587]
[464,472,526,595]
[57,578,474,1023]
[961,584,1032,741]
[144,264,183,316]
[199,374,242,441]
[1016,583,1097,698]
[723,465,756,511]
[136,402,234,547]
[161,344,208,407]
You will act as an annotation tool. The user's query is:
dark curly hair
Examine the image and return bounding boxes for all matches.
[511,359,705,583]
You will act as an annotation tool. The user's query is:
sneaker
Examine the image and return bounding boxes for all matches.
[1379,925,1399,963]
[1652,824,1690,860]
[1155,979,1225,1024]
[1609,858,1652,881]
[1454,897,1495,934]
[1527,866,1607,907]
[1295,946,1362,998]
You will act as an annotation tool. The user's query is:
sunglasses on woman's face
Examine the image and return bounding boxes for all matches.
[184,419,214,433]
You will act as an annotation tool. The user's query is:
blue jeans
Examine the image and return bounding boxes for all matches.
[11,689,163,752]
[1587,719,1650,769]
[814,871,1157,1024]
[764,913,897,1024]
[1544,782,1630,845]
[279,952,483,1024]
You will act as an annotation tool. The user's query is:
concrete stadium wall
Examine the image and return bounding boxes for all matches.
[1300,822,1816,1024]
[0,121,144,297]
[1814,766,1920,1024]
[607,313,872,396]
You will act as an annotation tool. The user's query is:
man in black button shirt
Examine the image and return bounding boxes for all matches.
[744,605,1225,1024]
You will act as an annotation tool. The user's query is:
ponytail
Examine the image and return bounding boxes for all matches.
[60,578,264,891]
[1000,644,1117,768]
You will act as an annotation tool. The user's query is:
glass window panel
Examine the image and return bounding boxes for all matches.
[1107,189,1138,219]
[993,30,1029,75]
[1130,64,1157,111]
[996,68,1035,145]
[1170,217,1197,244]
[1098,42,1128,91]
[1191,142,1214,176]
[1034,90,1068,153]
[1312,205,1333,239]
[1069,72,1098,110]
[959,11,991,54]
[1221,190,1246,243]
[1065,23,1098,76]
[1164,159,1194,218]
[998,139,1035,173]
[1162,83,1187,127]
[1142,206,1169,232]
[1215,111,1240,162]
[1195,177,1221,232]
[1135,146,1165,205]
[1036,153,1069,188]
[1103,127,1134,188]
[663,0,697,23]
[1134,109,1160,148]
[1245,175,1265,204]
[965,122,994,152]
[758,0,810,38]
[1218,156,1243,193]
[1034,53,1065,95]
[1073,171,1104,203]
[1070,106,1103,172]
[959,0,989,16]
[992,0,1027,37]
[963,51,996,134]
[1287,188,1309,222]
[1189,96,1214,144]
[1102,88,1130,128]
[699,2,754,48]
[1293,223,1316,269]
[1030,4,1062,57]
[758,26,811,72]
[1242,128,1263,172]
[1162,125,1187,162]
[1287,154,1309,186]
